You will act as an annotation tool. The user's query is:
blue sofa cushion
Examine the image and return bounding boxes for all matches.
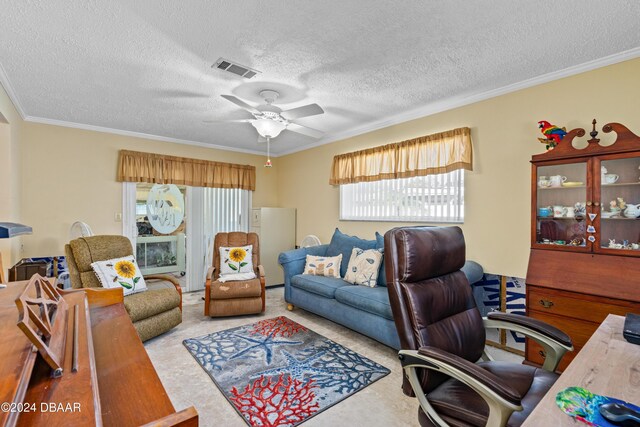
[327,228,378,278]
[461,260,484,285]
[290,274,349,298]
[334,285,394,321]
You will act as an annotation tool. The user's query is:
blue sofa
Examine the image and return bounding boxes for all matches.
[278,229,484,349]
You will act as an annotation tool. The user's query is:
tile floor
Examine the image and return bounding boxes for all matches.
[144,287,522,427]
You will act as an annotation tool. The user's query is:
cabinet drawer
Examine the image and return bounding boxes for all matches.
[528,310,597,349]
[526,340,578,372]
[528,287,638,324]
[525,311,597,372]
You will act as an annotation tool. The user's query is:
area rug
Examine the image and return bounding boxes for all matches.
[183,316,390,427]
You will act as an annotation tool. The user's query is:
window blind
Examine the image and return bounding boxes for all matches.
[209,188,250,233]
[340,170,464,223]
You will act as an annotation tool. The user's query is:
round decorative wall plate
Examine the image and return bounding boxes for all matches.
[146,184,185,234]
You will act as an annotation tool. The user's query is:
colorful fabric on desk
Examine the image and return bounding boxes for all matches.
[556,386,640,427]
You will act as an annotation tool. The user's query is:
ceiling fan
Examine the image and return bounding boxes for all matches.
[207,90,325,141]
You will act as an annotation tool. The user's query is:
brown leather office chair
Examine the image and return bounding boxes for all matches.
[385,226,573,427]
[204,232,266,317]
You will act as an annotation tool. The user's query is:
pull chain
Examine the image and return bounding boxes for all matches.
[264,136,272,168]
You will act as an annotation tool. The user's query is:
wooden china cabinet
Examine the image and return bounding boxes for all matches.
[526,120,640,371]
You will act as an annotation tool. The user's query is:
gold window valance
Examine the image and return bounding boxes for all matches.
[329,127,473,185]
[117,150,256,191]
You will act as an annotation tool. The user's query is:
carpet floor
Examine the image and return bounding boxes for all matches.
[144,287,522,427]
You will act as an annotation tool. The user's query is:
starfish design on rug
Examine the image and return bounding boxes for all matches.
[252,350,345,381]
[229,334,302,365]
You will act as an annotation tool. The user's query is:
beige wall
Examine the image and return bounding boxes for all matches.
[0,83,23,271]
[19,123,278,257]
[277,58,640,278]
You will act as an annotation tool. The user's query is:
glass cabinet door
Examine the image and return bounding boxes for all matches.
[535,161,588,249]
[598,155,640,254]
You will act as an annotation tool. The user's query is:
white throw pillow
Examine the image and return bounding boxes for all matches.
[303,254,342,278]
[219,245,254,275]
[344,248,383,287]
[91,256,147,296]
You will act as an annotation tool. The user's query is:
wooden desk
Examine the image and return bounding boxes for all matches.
[523,314,640,426]
[0,279,197,427]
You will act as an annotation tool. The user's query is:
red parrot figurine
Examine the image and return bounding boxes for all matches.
[538,120,567,150]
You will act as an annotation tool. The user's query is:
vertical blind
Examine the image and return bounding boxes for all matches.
[209,188,250,233]
[189,187,250,291]
[207,188,250,283]
[340,170,464,223]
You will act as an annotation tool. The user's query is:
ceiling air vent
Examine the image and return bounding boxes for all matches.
[213,57,260,79]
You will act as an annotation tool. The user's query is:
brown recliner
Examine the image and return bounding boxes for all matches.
[204,232,266,317]
[65,235,183,342]
[385,226,573,427]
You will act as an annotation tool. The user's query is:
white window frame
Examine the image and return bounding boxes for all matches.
[339,170,465,223]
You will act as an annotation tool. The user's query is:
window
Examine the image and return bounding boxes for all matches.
[339,169,464,223]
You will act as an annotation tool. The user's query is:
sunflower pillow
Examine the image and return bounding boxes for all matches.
[219,245,254,276]
[91,255,147,296]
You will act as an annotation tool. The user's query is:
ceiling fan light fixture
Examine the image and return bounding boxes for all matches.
[251,118,287,138]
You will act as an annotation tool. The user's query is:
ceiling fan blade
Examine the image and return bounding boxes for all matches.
[221,95,260,114]
[280,103,324,120]
[203,119,253,123]
[287,123,324,139]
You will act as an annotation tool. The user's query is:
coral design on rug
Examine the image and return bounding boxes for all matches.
[251,316,308,338]
[229,374,320,427]
[183,317,390,427]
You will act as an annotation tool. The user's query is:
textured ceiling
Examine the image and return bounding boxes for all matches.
[1,1,639,155]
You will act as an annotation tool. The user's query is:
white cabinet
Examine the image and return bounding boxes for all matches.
[250,208,296,287]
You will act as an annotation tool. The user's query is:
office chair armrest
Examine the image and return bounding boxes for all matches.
[487,312,572,346]
[206,266,216,280]
[257,265,265,278]
[399,347,523,427]
[418,347,523,405]
[483,313,573,372]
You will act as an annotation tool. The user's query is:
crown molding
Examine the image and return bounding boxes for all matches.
[277,47,640,156]
[22,115,270,156]
[0,62,28,119]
